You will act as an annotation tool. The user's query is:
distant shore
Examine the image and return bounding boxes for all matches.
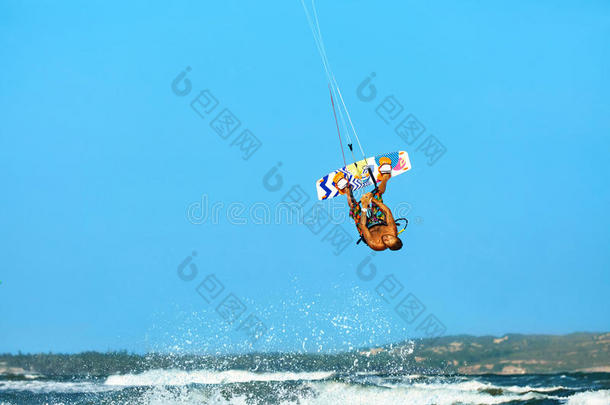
[363,332,610,375]
[2,332,609,376]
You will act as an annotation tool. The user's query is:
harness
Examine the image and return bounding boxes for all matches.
[349,171,407,246]
[356,217,409,246]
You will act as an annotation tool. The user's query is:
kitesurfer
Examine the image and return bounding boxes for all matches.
[334,157,403,251]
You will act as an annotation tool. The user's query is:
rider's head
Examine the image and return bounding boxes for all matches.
[333,172,349,194]
[382,234,403,251]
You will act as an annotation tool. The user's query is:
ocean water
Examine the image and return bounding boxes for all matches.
[1,370,609,405]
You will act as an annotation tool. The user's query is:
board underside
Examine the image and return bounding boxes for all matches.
[316,150,411,200]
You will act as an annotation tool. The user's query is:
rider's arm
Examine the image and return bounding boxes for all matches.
[345,187,357,210]
[359,208,373,240]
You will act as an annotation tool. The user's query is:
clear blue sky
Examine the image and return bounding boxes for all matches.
[1,0,609,354]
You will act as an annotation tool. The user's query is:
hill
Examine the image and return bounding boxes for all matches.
[366,332,610,374]
[1,332,608,376]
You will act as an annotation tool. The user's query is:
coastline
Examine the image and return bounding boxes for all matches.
[2,332,609,377]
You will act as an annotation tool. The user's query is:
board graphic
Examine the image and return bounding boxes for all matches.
[315,150,411,200]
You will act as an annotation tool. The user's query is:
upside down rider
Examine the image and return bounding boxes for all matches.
[333,157,403,251]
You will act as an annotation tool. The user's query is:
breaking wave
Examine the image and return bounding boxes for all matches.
[104,369,335,386]
[1,370,609,404]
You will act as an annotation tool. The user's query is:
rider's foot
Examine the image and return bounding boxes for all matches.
[333,172,350,194]
[379,156,392,176]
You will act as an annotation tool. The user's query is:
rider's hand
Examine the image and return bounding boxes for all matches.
[361,192,373,209]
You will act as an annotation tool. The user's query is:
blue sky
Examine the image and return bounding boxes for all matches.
[1,0,609,354]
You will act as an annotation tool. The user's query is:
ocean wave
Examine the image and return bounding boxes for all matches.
[318,381,548,405]
[565,389,610,405]
[408,379,568,395]
[1,372,605,404]
[0,380,119,394]
[104,369,335,386]
[197,380,552,405]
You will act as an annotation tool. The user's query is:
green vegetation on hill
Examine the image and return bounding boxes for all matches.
[392,332,610,374]
[1,333,608,376]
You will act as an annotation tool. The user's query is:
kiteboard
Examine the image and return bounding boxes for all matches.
[316,150,411,200]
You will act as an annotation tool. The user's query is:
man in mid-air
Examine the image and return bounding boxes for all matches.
[333,157,403,251]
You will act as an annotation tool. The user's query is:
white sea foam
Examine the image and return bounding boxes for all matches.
[1,372,607,405]
[104,369,335,386]
[306,381,548,405]
[106,377,568,405]
[0,380,119,394]
[407,379,567,395]
[565,389,610,405]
